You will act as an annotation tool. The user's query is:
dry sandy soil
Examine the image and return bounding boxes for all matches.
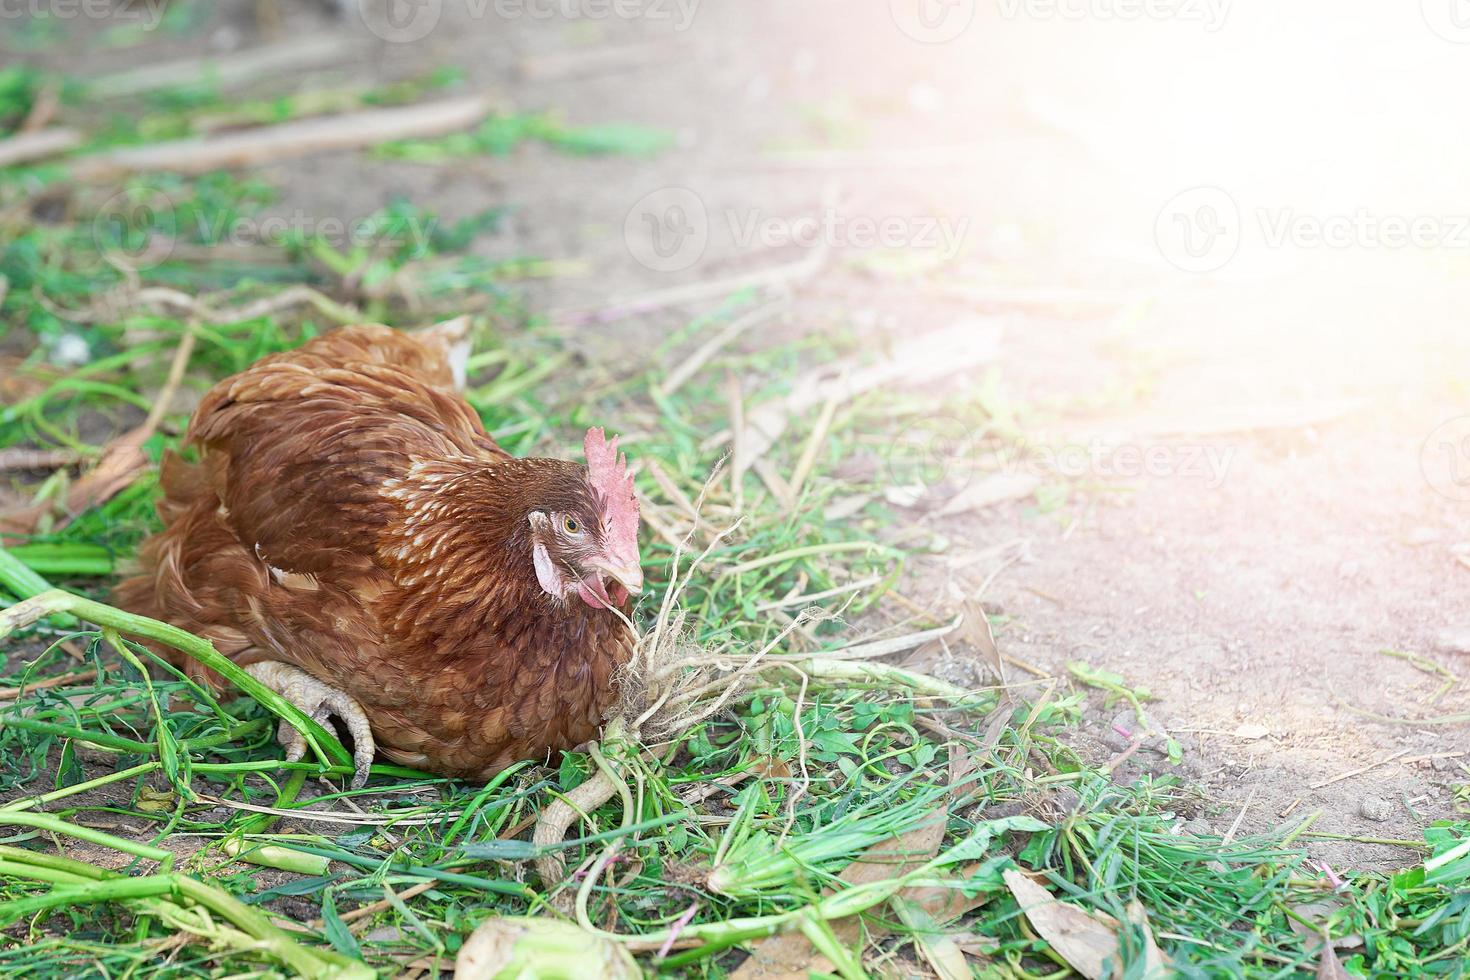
[19,0,1470,873]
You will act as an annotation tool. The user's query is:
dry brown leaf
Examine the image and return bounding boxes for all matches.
[1003,869,1124,980]
[961,599,1005,685]
[1316,942,1350,980]
[890,895,973,980]
[938,472,1042,517]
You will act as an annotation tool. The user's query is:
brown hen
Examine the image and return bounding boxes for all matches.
[115,320,642,785]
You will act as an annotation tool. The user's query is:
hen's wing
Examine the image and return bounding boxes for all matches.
[190,323,505,579]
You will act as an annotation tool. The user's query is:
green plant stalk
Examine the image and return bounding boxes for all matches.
[104,629,188,794]
[0,589,351,768]
[0,857,371,979]
[0,546,76,626]
[0,810,173,868]
[640,863,983,963]
[797,911,866,980]
[442,760,532,847]
[222,767,331,875]
[0,715,268,756]
[284,843,532,897]
[221,840,332,877]
[2,761,160,813]
[2,543,114,577]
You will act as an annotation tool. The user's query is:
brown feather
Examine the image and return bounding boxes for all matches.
[114,324,635,779]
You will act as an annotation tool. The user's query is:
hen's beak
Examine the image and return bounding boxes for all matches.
[596,559,643,595]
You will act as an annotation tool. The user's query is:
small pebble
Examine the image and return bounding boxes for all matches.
[1359,796,1394,822]
[50,333,90,368]
[1182,818,1212,837]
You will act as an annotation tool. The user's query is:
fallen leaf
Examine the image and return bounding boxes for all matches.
[1232,723,1271,741]
[939,472,1042,516]
[961,599,1005,685]
[883,484,928,508]
[1316,942,1350,980]
[1003,869,1127,980]
[891,895,972,980]
[822,494,872,522]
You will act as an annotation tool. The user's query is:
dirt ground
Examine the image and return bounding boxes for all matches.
[23,1,1470,873]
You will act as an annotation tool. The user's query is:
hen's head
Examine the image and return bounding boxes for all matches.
[526,427,642,610]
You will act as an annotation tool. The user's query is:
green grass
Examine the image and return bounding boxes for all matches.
[2,54,1469,980]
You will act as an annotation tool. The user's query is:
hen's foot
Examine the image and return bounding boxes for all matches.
[245,661,374,789]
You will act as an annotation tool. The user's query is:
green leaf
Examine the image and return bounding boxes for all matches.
[321,889,361,960]
[936,815,1051,867]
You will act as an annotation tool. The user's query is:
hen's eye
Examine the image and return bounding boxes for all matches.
[562,516,582,535]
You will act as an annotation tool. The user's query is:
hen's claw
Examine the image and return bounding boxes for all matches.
[244,661,375,789]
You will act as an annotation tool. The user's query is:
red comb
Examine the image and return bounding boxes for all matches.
[585,427,639,559]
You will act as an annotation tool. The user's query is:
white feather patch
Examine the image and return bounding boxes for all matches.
[532,541,562,596]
